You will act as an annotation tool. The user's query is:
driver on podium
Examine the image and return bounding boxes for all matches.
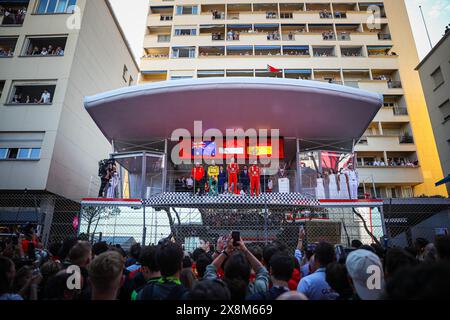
[249,160,261,197]
[191,162,205,196]
[227,157,240,194]
[207,160,219,195]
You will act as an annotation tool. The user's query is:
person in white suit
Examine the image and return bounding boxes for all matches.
[346,165,359,200]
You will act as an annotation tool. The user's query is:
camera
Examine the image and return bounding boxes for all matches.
[98,159,115,177]
[231,231,240,247]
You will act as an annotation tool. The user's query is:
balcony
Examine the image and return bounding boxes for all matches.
[0,3,28,26]
[0,36,17,57]
[357,166,423,185]
[20,36,67,56]
[378,33,392,40]
[356,136,416,152]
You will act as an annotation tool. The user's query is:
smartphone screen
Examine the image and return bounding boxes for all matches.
[231,231,240,246]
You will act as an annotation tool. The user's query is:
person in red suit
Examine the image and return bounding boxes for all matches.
[227,158,239,194]
[249,161,261,197]
[191,162,205,195]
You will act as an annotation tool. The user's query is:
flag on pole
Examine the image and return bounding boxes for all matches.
[267,65,281,73]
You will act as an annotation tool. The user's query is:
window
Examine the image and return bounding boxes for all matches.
[0,81,4,99]
[0,3,28,25]
[280,12,293,19]
[0,148,7,159]
[0,148,41,160]
[157,35,171,43]
[431,67,444,89]
[35,0,77,14]
[172,47,195,58]
[8,81,56,105]
[0,37,18,57]
[174,28,197,36]
[175,5,198,15]
[439,100,450,124]
[21,36,67,56]
[122,65,128,82]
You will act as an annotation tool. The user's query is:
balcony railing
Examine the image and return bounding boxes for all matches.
[337,33,351,41]
[378,33,392,40]
[388,81,402,89]
[227,13,239,20]
[0,8,26,26]
[393,107,408,116]
[399,136,414,144]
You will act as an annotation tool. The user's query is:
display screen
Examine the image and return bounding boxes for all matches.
[179,138,285,159]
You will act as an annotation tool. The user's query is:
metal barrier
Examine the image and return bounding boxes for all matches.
[1,193,449,252]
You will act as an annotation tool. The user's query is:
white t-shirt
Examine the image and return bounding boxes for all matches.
[41,92,51,103]
[186,177,194,187]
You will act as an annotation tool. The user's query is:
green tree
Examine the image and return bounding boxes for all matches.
[81,206,121,239]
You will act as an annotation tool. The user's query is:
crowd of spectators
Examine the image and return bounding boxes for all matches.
[0,46,14,57]
[211,10,224,20]
[363,159,418,167]
[267,31,280,40]
[0,6,27,25]
[319,10,333,19]
[10,90,52,104]
[2,223,450,301]
[322,30,335,40]
[227,30,240,41]
[26,45,65,56]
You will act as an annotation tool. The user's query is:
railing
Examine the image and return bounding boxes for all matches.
[160,15,173,21]
[344,81,360,88]
[227,13,239,20]
[378,33,392,40]
[0,10,26,26]
[399,136,414,144]
[281,34,295,41]
[334,12,347,19]
[388,81,402,89]
[393,107,408,116]
[337,33,351,41]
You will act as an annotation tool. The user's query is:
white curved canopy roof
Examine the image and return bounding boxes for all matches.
[84,77,382,150]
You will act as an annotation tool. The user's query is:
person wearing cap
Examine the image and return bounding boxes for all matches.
[297,242,339,300]
[345,249,385,300]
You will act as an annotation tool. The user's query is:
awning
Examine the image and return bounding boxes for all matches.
[284,69,312,74]
[141,70,167,75]
[84,77,383,151]
[436,175,450,187]
[283,46,309,50]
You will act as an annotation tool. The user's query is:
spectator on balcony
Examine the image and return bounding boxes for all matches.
[227,30,233,40]
[55,46,64,55]
[31,46,40,55]
[288,31,294,40]
[39,90,51,104]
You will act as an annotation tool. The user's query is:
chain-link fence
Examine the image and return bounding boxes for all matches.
[1,193,449,252]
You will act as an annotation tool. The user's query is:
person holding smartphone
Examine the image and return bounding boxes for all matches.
[203,233,270,299]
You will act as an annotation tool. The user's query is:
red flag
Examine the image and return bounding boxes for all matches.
[267,65,281,73]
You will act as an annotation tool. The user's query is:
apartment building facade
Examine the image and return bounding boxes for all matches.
[416,31,450,194]
[0,0,139,241]
[140,0,447,199]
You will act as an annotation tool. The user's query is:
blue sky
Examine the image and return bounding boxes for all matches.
[109,0,450,60]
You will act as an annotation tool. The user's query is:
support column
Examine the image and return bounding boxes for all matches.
[296,138,302,193]
[40,195,55,248]
[141,152,147,199]
[162,139,168,193]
